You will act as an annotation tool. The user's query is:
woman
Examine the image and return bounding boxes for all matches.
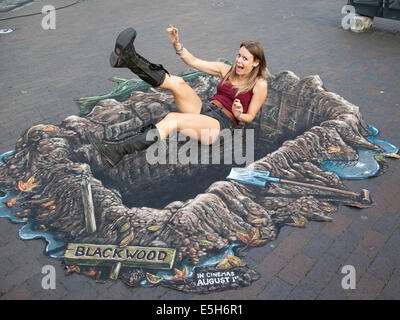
[87,25,268,166]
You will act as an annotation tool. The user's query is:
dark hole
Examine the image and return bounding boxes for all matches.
[95,164,232,210]
[128,165,233,209]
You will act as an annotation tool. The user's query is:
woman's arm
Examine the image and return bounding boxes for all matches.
[179,48,231,79]
[233,78,268,123]
[167,25,231,79]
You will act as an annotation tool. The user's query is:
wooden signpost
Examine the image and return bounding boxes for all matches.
[64,243,176,271]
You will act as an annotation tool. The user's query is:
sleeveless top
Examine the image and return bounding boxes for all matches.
[209,77,254,113]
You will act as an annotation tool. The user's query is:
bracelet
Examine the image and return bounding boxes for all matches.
[175,44,184,56]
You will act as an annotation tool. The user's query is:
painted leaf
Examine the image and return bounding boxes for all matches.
[66,265,80,275]
[328,146,341,154]
[42,125,56,132]
[385,153,400,159]
[171,266,188,281]
[119,231,134,247]
[200,240,212,246]
[249,228,260,243]
[237,231,251,245]
[41,200,55,208]
[146,272,164,284]
[374,155,385,162]
[216,259,232,270]
[322,205,336,212]
[224,253,245,267]
[5,197,18,208]
[147,225,162,232]
[18,177,39,192]
[288,214,307,227]
[237,228,267,247]
[120,222,130,233]
[250,218,265,224]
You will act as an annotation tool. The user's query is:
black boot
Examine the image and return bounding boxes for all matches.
[87,124,159,167]
[109,27,169,87]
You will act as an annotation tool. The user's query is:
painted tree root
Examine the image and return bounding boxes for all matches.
[0,69,382,291]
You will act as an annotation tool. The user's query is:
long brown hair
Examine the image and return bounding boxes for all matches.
[224,41,267,96]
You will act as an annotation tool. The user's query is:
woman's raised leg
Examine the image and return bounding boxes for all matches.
[159,75,203,114]
[87,112,220,167]
[110,28,203,114]
[155,112,221,144]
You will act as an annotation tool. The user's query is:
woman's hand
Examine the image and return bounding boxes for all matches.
[232,99,244,120]
[166,25,181,50]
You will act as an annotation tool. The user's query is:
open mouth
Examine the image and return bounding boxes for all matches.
[236,65,244,72]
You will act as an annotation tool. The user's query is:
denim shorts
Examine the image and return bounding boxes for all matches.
[201,103,235,130]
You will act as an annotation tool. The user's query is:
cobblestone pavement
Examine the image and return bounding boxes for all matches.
[0,0,399,300]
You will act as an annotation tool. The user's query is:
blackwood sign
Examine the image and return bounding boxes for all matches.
[64,243,176,269]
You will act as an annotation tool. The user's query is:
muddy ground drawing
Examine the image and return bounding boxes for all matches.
[0,65,398,293]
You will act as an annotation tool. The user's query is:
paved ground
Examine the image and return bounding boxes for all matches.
[0,0,399,300]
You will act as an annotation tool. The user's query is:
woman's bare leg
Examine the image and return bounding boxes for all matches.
[155,112,221,144]
[159,74,203,114]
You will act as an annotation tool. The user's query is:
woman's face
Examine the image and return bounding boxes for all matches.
[235,46,259,77]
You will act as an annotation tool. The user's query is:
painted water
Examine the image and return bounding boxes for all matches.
[322,125,399,179]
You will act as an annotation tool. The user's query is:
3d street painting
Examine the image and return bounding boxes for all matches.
[0,64,398,293]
